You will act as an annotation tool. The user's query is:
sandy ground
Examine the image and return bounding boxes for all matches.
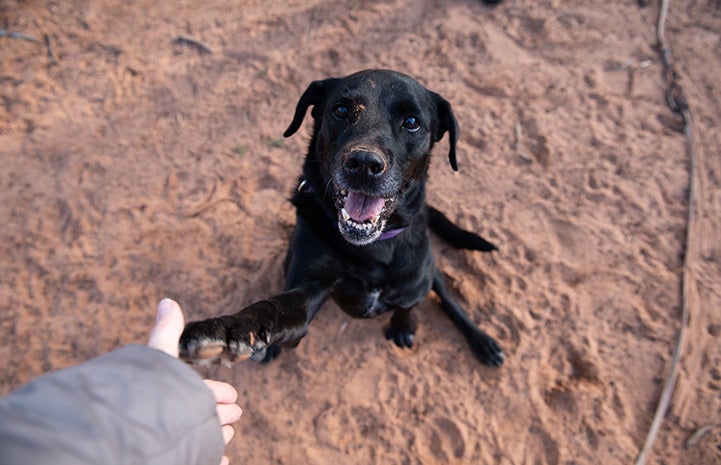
[2,1,720,464]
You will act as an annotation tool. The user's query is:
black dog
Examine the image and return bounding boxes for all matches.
[179,69,504,367]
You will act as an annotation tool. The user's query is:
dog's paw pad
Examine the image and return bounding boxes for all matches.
[180,337,226,361]
[179,319,230,363]
[179,317,270,364]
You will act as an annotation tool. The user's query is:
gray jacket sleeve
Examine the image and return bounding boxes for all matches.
[0,344,224,465]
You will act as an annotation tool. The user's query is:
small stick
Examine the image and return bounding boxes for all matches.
[634,1,695,464]
[514,120,533,163]
[95,42,123,57]
[0,29,38,42]
[172,35,212,55]
[685,425,712,449]
[44,34,57,65]
[627,66,636,95]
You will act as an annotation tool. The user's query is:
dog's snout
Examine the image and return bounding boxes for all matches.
[344,151,386,178]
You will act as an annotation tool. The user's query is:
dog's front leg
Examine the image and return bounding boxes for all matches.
[385,307,416,349]
[179,287,328,364]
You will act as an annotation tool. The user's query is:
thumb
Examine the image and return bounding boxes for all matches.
[147,298,185,358]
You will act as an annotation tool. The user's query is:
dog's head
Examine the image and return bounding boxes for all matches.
[284,69,459,246]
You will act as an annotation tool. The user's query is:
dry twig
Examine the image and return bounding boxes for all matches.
[514,120,532,163]
[634,0,695,463]
[172,35,212,55]
[44,34,57,65]
[0,29,38,42]
[684,425,712,449]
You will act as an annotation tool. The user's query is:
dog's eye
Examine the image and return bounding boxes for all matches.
[402,116,421,132]
[332,104,350,120]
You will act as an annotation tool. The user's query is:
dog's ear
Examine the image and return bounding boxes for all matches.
[283,79,337,138]
[431,93,460,171]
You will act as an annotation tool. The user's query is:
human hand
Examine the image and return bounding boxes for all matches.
[148,298,243,465]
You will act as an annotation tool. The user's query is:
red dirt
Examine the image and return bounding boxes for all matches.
[2,1,720,464]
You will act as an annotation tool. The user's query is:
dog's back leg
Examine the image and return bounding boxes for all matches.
[427,205,498,252]
[432,269,504,367]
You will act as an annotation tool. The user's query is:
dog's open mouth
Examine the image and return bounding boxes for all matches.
[336,189,395,245]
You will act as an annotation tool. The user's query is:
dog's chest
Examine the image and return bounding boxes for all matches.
[331,257,433,318]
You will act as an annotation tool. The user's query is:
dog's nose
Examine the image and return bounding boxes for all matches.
[344,151,386,178]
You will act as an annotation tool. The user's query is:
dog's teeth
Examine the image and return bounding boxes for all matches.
[341,208,350,221]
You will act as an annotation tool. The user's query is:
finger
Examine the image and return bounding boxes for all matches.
[221,424,235,445]
[216,402,243,426]
[204,379,239,404]
[219,456,229,465]
[147,299,185,358]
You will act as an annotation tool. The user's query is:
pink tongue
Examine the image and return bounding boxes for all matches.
[345,192,385,222]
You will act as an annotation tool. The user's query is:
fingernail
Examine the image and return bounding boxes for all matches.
[157,298,174,319]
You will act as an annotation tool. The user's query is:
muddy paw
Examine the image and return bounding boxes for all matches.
[179,314,270,364]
